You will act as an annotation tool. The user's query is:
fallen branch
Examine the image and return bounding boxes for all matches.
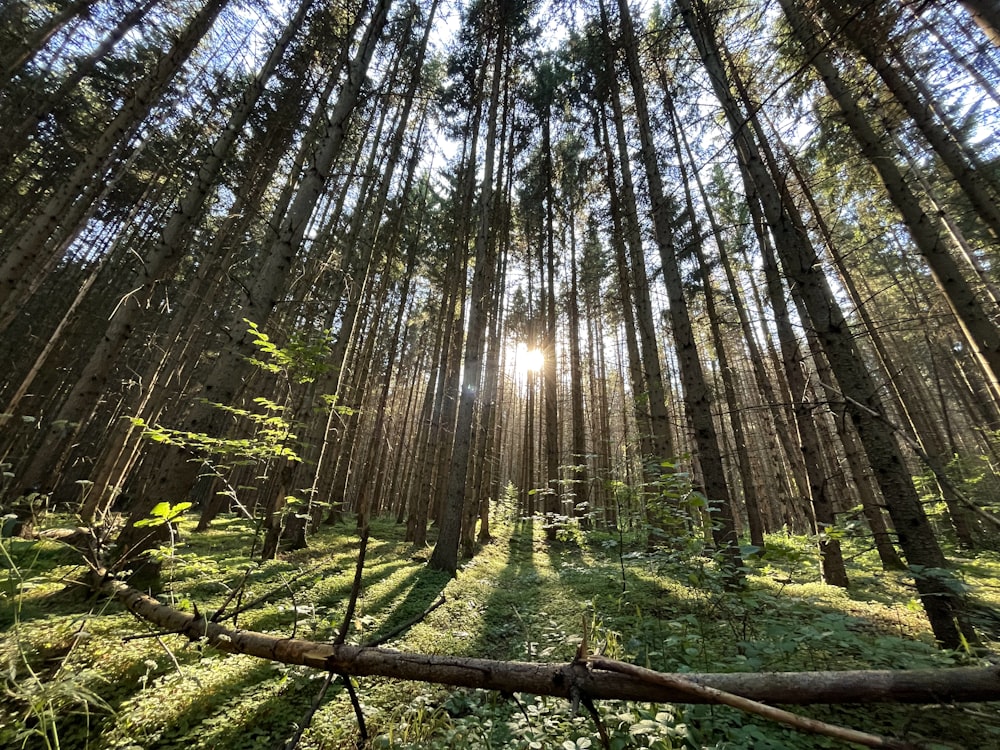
[331,528,369,747]
[102,575,1000,706]
[589,655,916,749]
[365,595,446,648]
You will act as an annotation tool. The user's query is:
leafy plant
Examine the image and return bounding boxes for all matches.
[244,319,333,384]
[129,406,300,467]
[134,501,192,531]
[1,536,114,749]
[4,512,998,749]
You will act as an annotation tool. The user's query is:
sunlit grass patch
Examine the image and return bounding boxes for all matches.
[3,509,1000,749]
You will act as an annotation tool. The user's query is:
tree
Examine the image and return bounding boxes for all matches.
[678,0,979,648]
[0,0,232,331]
[612,0,741,570]
[778,0,1000,408]
[114,0,394,562]
[10,0,317,504]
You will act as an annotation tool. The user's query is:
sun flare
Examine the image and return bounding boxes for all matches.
[515,344,544,373]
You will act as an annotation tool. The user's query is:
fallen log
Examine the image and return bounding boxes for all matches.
[104,576,1000,706]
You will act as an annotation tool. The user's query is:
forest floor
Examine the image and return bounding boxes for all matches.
[2,508,1000,750]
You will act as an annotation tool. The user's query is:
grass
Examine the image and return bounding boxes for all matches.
[1,509,999,749]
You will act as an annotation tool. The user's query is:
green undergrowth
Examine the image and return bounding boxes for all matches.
[2,513,999,750]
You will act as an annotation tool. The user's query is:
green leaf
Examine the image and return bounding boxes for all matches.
[150,502,171,518]
[166,502,193,520]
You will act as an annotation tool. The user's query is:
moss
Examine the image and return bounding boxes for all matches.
[2,512,998,749]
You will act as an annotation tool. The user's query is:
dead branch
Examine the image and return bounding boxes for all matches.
[102,575,1000,706]
[336,528,369,646]
[589,655,918,749]
[365,595,446,648]
[212,562,324,625]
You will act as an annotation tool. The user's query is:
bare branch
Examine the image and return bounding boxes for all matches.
[589,655,920,749]
[103,574,1000,706]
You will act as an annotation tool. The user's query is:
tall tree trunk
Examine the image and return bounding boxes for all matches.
[0,0,232,330]
[613,0,741,570]
[566,197,589,527]
[114,0,393,564]
[678,0,978,648]
[429,10,507,575]
[663,84,766,550]
[541,107,561,540]
[780,0,1000,409]
[958,0,1000,47]
[13,0,316,498]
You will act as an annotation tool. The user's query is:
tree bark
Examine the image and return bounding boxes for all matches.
[663,86,766,550]
[779,0,1000,406]
[958,0,1000,47]
[613,0,741,569]
[429,9,507,574]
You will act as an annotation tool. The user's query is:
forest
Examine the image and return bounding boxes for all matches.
[2,0,1000,747]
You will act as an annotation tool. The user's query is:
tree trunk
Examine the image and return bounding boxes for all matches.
[663,85,766,550]
[114,0,393,563]
[0,0,232,330]
[613,0,741,571]
[429,11,507,574]
[958,0,1000,47]
[679,0,978,648]
[779,0,1000,406]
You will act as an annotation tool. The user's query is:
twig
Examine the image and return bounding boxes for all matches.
[364,595,446,647]
[575,613,610,749]
[279,531,370,749]
[588,656,921,749]
[286,572,300,639]
[817,380,1000,531]
[214,563,323,625]
[211,564,257,622]
[344,675,367,747]
[509,691,531,726]
[283,671,336,750]
[581,694,610,750]
[122,628,187,641]
[335,528,369,646]
[330,529,371,748]
[154,633,191,684]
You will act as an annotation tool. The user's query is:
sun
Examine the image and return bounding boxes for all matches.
[514,343,544,373]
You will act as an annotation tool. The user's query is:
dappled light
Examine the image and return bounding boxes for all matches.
[2,0,1000,746]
